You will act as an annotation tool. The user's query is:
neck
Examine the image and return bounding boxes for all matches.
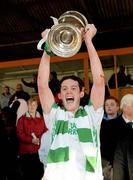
[107,113,117,120]
[29,112,36,118]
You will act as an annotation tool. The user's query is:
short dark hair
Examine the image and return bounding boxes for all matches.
[4,86,10,90]
[105,96,119,106]
[59,75,84,91]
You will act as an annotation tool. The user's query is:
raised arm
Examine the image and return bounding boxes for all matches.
[83,24,105,109]
[37,46,55,114]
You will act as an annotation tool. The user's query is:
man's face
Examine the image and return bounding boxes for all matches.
[105,99,119,116]
[122,102,133,119]
[4,87,9,94]
[58,79,84,112]
[16,84,23,91]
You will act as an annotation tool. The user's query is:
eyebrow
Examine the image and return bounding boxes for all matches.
[61,84,78,88]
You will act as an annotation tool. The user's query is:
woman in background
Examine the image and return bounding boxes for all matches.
[17,96,47,180]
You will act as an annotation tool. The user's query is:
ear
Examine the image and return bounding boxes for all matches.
[80,87,85,98]
[80,91,85,98]
[58,93,61,100]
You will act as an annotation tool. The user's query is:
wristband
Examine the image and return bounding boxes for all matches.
[44,41,55,57]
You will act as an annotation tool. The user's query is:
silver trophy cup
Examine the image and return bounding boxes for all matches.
[47,11,88,57]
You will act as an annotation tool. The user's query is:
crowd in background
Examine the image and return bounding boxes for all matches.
[0,71,60,180]
[0,67,133,180]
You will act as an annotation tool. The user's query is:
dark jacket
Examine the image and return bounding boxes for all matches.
[9,91,30,105]
[113,130,133,180]
[100,114,130,165]
[21,79,38,93]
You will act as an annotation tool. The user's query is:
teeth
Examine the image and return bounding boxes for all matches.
[67,98,73,100]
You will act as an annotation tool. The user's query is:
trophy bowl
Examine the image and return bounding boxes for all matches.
[47,11,88,57]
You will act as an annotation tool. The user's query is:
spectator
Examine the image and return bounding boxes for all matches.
[113,94,133,180]
[16,96,47,180]
[113,131,133,180]
[100,94,133,180]
[0,107,18,180]
[102,96,120,121]
[9,98,28,125]
[0,86,12,110]
[9,83,30,105]
[100,96,121,180]
[21,74,38,93]
[108,66,128,88]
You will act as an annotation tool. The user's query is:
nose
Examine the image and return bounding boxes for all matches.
[66,88,72,94]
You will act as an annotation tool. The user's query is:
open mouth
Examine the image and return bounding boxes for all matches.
[66,97,74,103]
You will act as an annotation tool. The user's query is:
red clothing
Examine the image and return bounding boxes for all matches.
[17,112,47,155]
[54,93,62,105]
